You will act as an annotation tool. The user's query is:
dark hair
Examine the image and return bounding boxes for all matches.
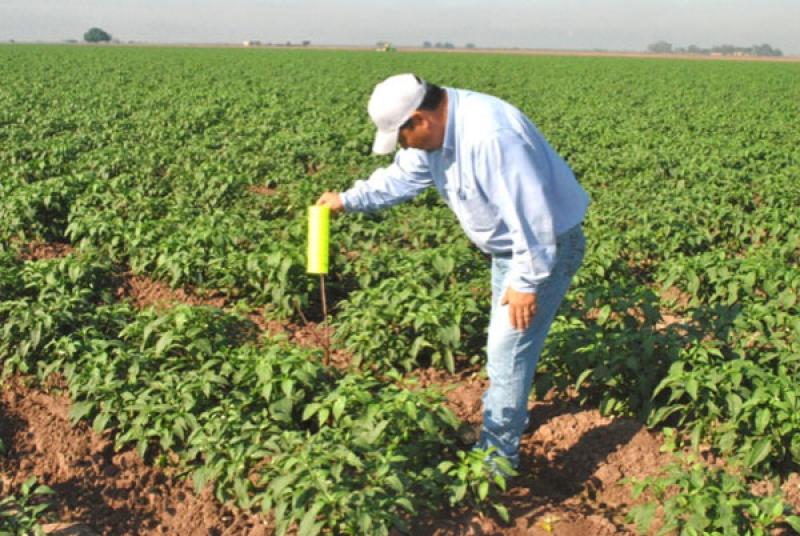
[414,75,445,111]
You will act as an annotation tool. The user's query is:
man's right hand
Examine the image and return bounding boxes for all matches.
[316,192,345,214]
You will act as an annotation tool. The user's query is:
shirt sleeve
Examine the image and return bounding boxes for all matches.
[340,149,433,213]
[477,131,557,294]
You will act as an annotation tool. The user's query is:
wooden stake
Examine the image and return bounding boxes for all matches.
[320,274,330,366]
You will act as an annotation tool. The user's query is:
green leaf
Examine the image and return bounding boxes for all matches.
[630,502,657,533]
[444,350,455,373]
[234,477,251,508]
[493,503,510,523]
[301,403,320,421]
[686,378,699,400]
[785,516,800,533]
[574,368,593,391]
[192,337,213,355]
[452,483,467,503]
[21,475,37,494]
[92,411,110,433]
[395,497,415,513]
[192,466,213,493]
[689,422,703,448]
[297,503,323,536]
[770,498,785,518]
[492,456,515,477]
[274,501,289,536]
[725,393,742,417]
[596,305,612,325]
[755,408,771,434]
[478,480,489,501]
[68,400,95,423]
[358,419,388,445]
[332,397,346,421]
[268,474,297,496]
[385,475,404,493]
[358,512,373,533]
[154,331,174,357]
[437,460,454,473]
[281,378,293,398]
[745,438,772,468]
[317,408,330,427]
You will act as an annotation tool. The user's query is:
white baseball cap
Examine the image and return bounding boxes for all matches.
[368,74,426,154]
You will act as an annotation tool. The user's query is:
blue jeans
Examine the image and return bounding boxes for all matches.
[477,224,585,468]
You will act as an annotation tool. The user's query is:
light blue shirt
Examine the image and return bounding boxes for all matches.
[341,87,590,293]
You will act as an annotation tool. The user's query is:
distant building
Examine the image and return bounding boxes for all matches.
[243,40,261,47]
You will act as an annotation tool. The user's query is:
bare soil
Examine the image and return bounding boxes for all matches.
[17,242,75,261]
[246,185,278,197]
[114,273,227,311]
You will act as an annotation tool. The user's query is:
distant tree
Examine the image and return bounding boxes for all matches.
[444,41,455,49]
[434,42,444,48]
[647,40,673,54]
[687,44,703,54]
[752,43,782,56]
[302,40,311,46]
[712,44,736,55]
[423,41,432,48]
[84,27,112,43]
[465,43,476,49]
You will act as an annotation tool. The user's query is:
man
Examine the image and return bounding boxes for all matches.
[316,74,589,471]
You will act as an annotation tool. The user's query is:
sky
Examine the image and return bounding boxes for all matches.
[2,0,799,55]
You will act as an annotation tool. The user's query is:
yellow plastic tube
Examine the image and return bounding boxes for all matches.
[307,205,330,274]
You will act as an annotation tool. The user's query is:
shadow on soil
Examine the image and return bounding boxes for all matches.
[49,476,158,536]
[513,406,640,522]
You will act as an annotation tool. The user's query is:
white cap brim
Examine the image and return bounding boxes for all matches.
[372,128,399,155]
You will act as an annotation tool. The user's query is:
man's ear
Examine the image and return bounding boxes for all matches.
[411,112,427,129]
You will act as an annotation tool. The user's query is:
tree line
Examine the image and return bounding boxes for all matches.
[647,40,783,57]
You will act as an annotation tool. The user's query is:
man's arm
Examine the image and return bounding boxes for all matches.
[317,149,433,213]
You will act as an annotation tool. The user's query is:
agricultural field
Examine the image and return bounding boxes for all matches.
[1,44,799,535]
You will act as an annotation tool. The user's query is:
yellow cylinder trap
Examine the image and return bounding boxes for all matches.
[307,205,330,274]
[306,205,331,365]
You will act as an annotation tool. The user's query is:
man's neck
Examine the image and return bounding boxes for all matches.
[434,91,449,149]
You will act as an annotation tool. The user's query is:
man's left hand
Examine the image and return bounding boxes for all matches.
[501,288,538,331]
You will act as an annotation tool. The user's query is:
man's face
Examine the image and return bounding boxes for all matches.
[397,114,437,151]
